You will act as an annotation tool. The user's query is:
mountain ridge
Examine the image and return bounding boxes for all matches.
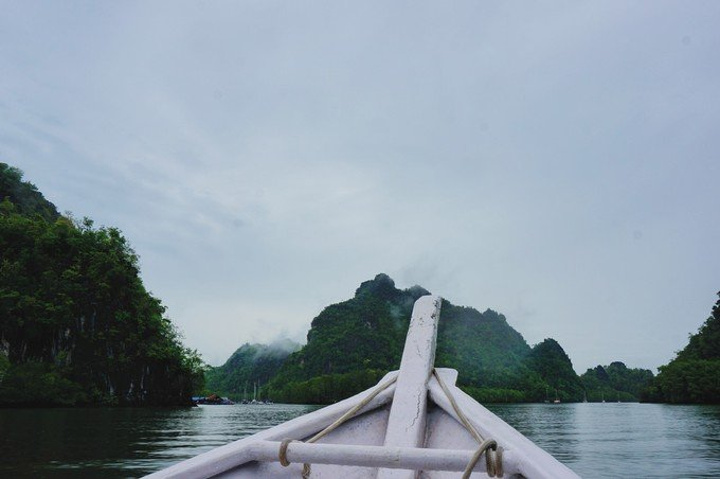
[209,273,653,404]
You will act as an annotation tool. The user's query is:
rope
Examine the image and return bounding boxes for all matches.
[277,370,503,478]
[278,374,398,477]
[306,374,398,444]
[433,370,484,443]
[433,369,504,478]
[462,439,503,478]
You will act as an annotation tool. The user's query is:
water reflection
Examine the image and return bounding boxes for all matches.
[487,403,720,478]
[0,404,319,478]
[1,403,719,478]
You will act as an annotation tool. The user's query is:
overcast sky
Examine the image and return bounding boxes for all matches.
[1,1,718,373]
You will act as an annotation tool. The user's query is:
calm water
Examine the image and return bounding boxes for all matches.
[1,403,719,478]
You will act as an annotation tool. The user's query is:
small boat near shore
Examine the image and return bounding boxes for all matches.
[145,295,580,478]
[193,394,235,405]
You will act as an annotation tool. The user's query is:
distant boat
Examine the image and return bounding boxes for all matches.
[145,295,580,478]
[194,394,234,405]
[553,389,561,404]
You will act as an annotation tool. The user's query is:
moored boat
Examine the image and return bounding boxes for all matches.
[194,394,235,405]
[145,295,580,478]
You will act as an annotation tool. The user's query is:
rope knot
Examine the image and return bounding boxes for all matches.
[485,442,504,478]
[462,439,503,478]
[278,438,295,467]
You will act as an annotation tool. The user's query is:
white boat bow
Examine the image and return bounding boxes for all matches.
[145,295,580,479]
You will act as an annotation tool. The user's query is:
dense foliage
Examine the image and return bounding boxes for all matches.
[263,275,417,402]
[0,163,204,406]
[0,164,58,221]
[210,273,660,405]
[643,292,720,404]
[268,369,388,404]
[260,274,596,404]
[436,303,552,403]
[580,362,654,402]
[524,338,585,402]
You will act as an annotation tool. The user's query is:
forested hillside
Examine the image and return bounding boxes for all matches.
[524,338,584,401]
[0,163,204,406]
[204,339,300,400]
[209,273,656,404]
[643,292,720,403]
[260,274,590,404]
[581,362,654,402]
[0,164,58,221]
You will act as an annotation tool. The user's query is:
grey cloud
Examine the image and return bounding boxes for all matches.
[1,1,718,371]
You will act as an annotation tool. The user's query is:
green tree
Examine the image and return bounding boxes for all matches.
[643,291,720,404]
[0,163,204,406]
